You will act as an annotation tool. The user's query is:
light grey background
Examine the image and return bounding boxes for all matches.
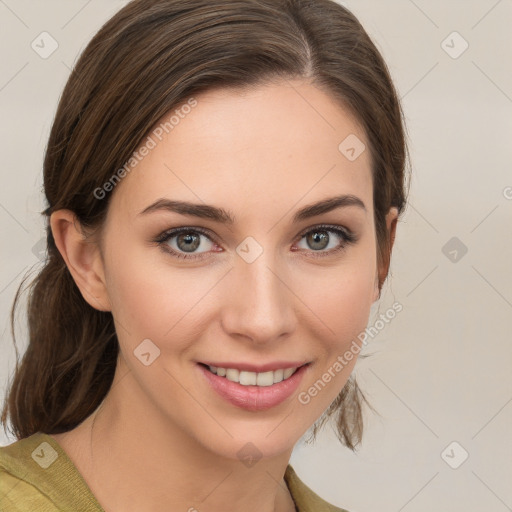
[1,1,511,511]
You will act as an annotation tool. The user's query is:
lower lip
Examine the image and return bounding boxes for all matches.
[198,363,309,411]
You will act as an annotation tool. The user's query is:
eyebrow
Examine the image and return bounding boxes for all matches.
[138,194,367,224]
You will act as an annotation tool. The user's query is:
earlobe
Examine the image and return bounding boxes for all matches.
[49,210,111,312]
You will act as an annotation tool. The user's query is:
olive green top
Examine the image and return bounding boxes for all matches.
[0,432,348,511]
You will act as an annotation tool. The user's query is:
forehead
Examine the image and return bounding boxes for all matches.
[110,79,373,224]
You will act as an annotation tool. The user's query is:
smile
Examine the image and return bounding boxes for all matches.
[197,362,311,411]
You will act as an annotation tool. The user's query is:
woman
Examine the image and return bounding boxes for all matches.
[0,0,409,510]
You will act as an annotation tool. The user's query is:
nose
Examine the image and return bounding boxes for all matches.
[220,251,296,345]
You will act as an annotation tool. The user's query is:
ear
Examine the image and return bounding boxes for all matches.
[372,206,399,303]
[50,209,111,312]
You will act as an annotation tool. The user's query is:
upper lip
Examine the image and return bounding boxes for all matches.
[199,361,310,373]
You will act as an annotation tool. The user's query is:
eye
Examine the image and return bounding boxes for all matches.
[154,224,358,261]
[154,227,218,260]
[294,224,357,258]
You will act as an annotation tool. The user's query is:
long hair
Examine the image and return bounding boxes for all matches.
[1,0,409,450]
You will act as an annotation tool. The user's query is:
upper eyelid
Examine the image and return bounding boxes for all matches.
[297,224,351,237]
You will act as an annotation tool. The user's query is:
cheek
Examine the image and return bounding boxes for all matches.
[104,240,220,350]
[297,244,377,349]
[322,268,374,344]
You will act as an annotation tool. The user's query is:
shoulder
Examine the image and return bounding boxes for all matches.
[284,464,352,512]
[0,468,58,512]
[0,432,103,512]
[0,433,61,511]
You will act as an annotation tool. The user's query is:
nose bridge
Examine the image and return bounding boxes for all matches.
[221,244,295,342]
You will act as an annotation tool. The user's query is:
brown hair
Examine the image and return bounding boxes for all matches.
[1,0,409,450]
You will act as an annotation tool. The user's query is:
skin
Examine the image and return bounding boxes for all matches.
[49,79,398,512]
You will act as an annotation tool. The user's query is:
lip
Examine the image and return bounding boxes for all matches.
[199,360,309,373]
[198,362,310,411]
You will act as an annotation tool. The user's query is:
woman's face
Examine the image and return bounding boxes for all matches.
[93,79,393,460]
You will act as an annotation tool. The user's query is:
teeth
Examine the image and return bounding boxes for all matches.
[283,368,295,379]
[226,368,239,382]
[273,369,284,383]
[239,371,257,385]
[256,371,274,386]
[207,365,299,386]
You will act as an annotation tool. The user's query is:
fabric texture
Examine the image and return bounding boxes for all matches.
[0,432,348,511]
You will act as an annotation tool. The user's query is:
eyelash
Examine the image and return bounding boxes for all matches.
[154,224,358,261]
